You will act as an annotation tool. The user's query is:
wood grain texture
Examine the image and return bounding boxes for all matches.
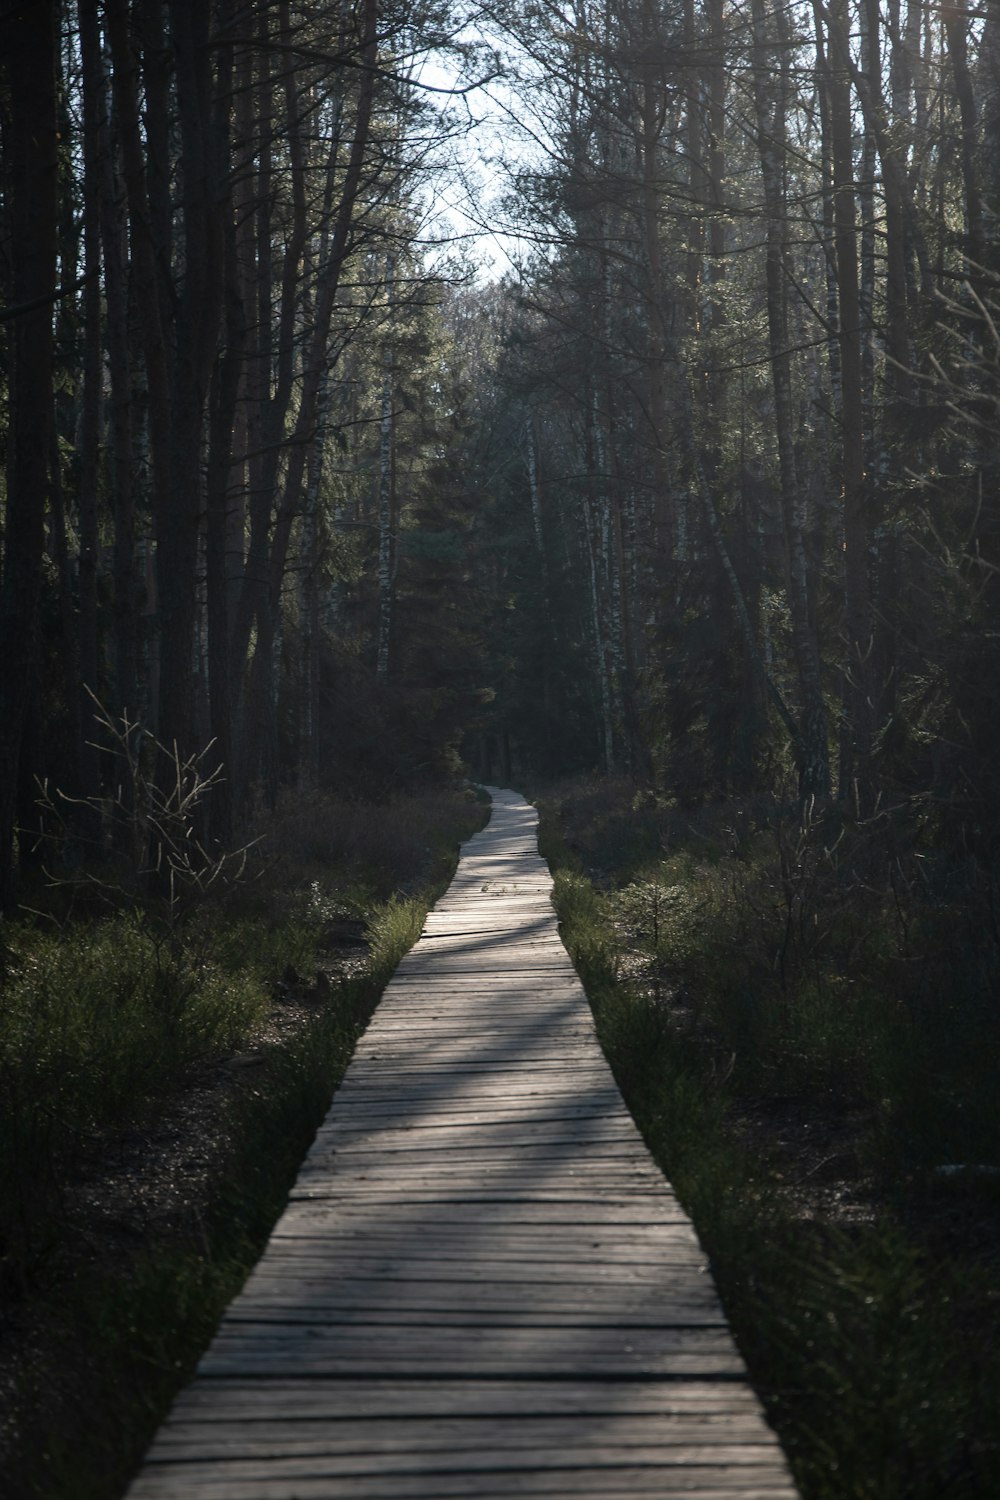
[125,788,799,1499]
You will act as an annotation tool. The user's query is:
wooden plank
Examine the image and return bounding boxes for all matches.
[222,1305,728,1327]
[195,1355,748,1381]
[251,1250,712,1269]
[236,1250,713,1277]
[129,1470,794,1499]
[272,1205,696,1230]
[306,1120,643,1139]
[140,1448,792,1480]
[126,788,798,1500]
[282,1191,684,1213]
[308,1098,634,1119]
[148,1426,786,1458]
[274,1209,694,1234]
[138,1437,789,1469]
[164,1378,770,1420]
[286,1179,675,1201]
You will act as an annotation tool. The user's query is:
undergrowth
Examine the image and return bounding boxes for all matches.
[541,778,1000,1500]
[0,782,487,1499]
[13,896,435,1500]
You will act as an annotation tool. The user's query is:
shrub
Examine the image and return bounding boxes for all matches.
[0,913,273,1282]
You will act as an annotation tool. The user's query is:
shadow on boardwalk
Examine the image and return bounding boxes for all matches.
[125,788,799,1499]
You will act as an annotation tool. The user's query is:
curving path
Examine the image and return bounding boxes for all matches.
[126,788,799,1498]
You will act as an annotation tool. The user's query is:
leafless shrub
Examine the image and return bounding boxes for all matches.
[34,691,256,930]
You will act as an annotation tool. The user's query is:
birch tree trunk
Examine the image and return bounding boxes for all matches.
[943,0,985,275]
[376,250,397,682]
[981,0,1000,260]
[813,10,843,426]
[526,418,547,570]
[637,0,674,587]
[583,492,616,776]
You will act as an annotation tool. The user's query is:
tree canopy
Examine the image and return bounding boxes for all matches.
[1,0,998,898]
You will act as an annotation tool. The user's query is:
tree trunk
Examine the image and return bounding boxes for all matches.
[981,0,1000,264]
[159,0,225,762]
[820,0,875,807]
[0,0,58,904]
[205,10,243,846]
[77,0,105,804]
[583,494,615,776]
[751,0,830,800]
[237,0,379,792]
[92,17,140,722]
[637,5,674,588]
[943,0,985,275]
[376,250,397,682]
[106,0,174,735]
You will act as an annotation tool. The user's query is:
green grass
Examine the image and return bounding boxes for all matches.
[0,912,279,1284]
[543,788,1000,1500]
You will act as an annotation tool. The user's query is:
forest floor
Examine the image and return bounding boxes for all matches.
[618,945,881,1226]
[620,942,1000,1262]
[0,942,363,1499]
[616,937,1000,1261]
[539,776,1000,1500]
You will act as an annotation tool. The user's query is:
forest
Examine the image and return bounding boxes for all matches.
[1,0,999,1496]
[2,0,999,863]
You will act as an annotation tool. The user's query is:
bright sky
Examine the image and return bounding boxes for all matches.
[411,24,549,282]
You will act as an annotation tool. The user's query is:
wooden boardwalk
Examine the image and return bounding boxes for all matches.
[127,788,799,1499]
